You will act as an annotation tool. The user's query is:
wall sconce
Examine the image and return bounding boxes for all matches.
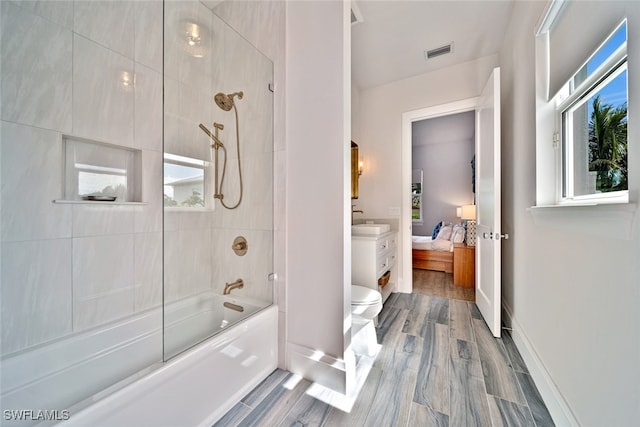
[358,159,363,176]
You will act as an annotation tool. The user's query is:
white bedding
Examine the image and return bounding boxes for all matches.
[412,235,453,252]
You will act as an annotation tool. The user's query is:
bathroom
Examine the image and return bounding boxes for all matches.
[0,0,291,425]
[0,0,371,425]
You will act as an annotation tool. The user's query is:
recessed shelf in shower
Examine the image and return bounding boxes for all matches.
[60,135,142,203]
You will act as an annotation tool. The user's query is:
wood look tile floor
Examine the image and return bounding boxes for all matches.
[215,293,554,427]
[412,268,475,302]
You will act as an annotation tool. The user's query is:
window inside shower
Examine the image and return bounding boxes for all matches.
[163,153,207,208]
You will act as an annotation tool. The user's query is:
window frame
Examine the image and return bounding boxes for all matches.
[163,153,209,209]
[553,20,628,206]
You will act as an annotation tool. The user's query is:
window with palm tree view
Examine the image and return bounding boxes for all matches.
[558,21,627,201]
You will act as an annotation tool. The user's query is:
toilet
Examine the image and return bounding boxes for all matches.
[351,284,383,357]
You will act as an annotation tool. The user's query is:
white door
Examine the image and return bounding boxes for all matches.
[475,67,503,338]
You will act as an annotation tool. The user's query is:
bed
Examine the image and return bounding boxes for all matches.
[412,223,465,273]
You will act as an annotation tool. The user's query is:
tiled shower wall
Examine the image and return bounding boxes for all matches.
[209,0,286,367]
[0,1,163,355]
[163,0,275,306]
[0,0,284,357]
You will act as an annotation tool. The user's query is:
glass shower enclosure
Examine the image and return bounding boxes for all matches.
[0,0,273,423]
[162,0,274,359]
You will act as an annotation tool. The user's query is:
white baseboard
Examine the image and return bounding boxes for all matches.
[286,342,352,395]
[502,305,580,427]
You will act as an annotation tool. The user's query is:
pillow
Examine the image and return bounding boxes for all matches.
[451,224,466,244]
[431,221,443,239]
[436,224,452,240]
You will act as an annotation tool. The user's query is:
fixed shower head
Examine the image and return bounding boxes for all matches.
[214,91,243,111]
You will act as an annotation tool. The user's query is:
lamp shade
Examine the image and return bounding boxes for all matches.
[461,204,476,220]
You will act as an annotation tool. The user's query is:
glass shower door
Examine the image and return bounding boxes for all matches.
[162,0,274,360]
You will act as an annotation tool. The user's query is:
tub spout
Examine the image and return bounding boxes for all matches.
[223,278,244,295]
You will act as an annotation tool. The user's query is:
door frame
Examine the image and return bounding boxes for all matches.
[400,97,479,294]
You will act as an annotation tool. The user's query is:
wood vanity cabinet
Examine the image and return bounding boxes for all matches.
[352,231,397,303]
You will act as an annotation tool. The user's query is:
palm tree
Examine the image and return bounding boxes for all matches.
[588,95,628,192]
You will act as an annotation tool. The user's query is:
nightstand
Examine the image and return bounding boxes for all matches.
[453,243,475,287]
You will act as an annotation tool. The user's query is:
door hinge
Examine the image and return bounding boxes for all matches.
[552,132,560,149]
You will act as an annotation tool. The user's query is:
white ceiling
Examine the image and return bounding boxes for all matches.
[351,0,515,89]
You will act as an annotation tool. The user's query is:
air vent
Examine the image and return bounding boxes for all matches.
[351,2,363,25]
[425,43,453,60]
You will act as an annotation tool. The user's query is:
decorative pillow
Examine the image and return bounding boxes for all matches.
[451,224,466,244]
[436,224,452,240]
[431,221,443,239]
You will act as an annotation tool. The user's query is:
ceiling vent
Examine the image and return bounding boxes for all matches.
[351,2,363,25]
[425,43,453,60]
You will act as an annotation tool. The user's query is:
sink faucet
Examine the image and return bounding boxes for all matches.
[223,278,244,295]
[352,204,364,225]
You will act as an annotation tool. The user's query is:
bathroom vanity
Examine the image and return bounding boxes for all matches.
[352,230,397,303]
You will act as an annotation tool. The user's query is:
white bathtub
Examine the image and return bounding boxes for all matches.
[0,292,276,427]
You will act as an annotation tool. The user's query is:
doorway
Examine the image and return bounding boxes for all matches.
[401,68,503,337]
[400,97,479,296]
[410,110,476,302]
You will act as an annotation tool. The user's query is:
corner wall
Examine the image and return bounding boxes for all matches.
[285,1,352,392]
[500,1,640,425]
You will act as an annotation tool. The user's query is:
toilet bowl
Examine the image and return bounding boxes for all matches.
[351,285,383,357]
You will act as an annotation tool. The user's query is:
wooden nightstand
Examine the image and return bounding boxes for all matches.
[453,244,475,288]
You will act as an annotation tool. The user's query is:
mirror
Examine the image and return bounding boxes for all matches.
[412,169,423,222]
[351,141,359,199]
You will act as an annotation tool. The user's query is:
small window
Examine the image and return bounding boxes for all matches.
[164,153,207,208]
[412,169,423,222]
[556,21,628,203]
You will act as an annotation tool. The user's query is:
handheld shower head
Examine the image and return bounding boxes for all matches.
[214,91,243,111]
[199,123,224,148]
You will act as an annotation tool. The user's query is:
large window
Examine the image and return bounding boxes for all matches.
[555,21,628,203]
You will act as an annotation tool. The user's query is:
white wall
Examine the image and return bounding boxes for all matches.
[358,55,498,289]
[500,1,640,425]
[352,84,362,144]
[285,1,352,392]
